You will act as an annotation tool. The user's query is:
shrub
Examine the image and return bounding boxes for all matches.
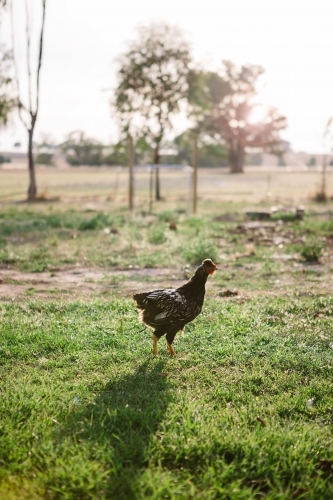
[183,238,218,264]
[186,217,205,229]
[78,213,109,231]
[271,212,298,222]
[35,153,54,166]
[0,155,11,164]
[148,226,167,245]
[158,210,178,222]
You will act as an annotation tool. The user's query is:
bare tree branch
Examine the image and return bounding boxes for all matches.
[25,0,32,113]
[10,0,29,131]
[36,0,46,116]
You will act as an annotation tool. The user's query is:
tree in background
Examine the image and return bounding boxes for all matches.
[190,62,287,173]
[35,133,56,166]
[103,140,129,166]
[113,23,191,199]
[61,131,104,166]
[11,0,46,199]
[171,130,228,167]
[61,132,153,167]
[160,69,231,171]
[103,136,152,166]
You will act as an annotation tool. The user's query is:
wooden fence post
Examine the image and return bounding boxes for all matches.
[128,135,134,213]
[192,135,198,214]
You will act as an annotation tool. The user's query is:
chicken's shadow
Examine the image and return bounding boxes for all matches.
[54,359,170,498]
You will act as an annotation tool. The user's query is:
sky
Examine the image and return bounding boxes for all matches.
[1,0,333,153]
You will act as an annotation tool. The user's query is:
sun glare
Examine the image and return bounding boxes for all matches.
[248,105,267,124]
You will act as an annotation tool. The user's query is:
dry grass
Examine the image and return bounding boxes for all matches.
[1,165,333,206]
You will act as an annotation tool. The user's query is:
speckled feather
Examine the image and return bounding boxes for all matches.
[137,287,204,327]
[133,259,216,345]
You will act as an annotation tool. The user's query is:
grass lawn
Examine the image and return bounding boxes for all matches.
[1,198,333,499]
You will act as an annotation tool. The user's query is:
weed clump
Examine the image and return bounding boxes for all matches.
[158,210,178,222]
[300,240,323,262]
[183,238,218,264]
[0,250,18,264]
[148,226,167,245]
[78,213,109,231]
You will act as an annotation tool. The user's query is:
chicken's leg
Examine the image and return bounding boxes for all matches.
[167,341,176,356]
[153,334,158,355]
[166,329,177,356]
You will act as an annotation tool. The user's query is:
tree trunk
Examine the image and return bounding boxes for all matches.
[27,118,37,200]
[153,145,161,201]
[229,139,245,174]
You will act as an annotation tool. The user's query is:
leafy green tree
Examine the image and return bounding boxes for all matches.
[0,153,10,164]
[61,133,153,167]
[35,133,55,166]
[113,22,191,199]
[61,131,105,166]
[103,141,128,166]
[190,62,287,173]
[172,130,228,167]
[103,136,152,166]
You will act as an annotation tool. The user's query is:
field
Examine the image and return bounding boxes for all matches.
[1,167,333,499]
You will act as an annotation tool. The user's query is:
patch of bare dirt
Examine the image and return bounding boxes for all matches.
[1,260,332,302]
[0,266,198,301]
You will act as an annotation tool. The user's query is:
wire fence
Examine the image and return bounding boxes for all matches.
[0,165,332,206]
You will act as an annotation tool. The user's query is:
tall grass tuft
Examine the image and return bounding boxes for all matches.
[300,240,323,262]
[148,226,167,245]
[78,213,109,231]
[182,238,218,264]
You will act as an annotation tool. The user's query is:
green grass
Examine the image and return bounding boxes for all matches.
[1,202,333,498]
[1,297,333,499]
[0,205,221,272]
[0,203,332,274]
[148,226,167,245]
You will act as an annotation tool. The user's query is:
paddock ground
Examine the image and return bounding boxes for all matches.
[1,165,332,207]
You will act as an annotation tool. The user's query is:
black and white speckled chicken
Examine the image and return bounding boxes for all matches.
[133,259,218,355]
